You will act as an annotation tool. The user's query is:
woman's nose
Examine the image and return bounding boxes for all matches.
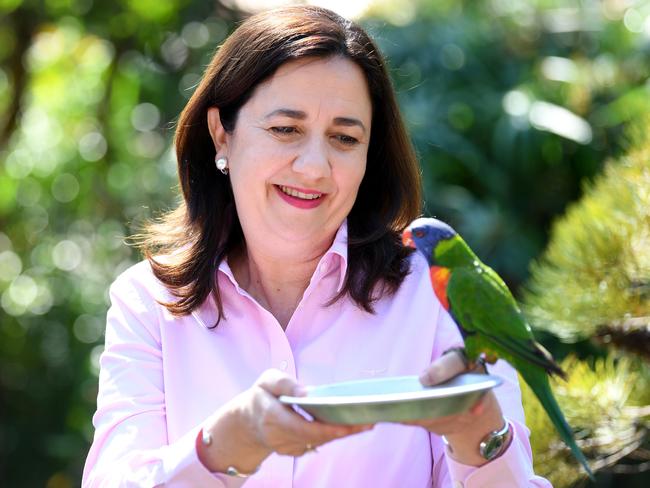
[292,137,331,179]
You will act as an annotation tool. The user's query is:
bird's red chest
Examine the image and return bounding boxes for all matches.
[429,266,451,310]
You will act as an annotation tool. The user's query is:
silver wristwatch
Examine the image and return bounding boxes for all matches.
[479,420,511,460]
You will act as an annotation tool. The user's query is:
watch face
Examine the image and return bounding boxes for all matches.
[481,435,505,460]
[479,423,510,460]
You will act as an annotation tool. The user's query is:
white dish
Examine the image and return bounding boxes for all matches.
[279,373,502,424]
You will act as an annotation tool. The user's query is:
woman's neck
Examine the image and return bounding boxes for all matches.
[229,238,331,329]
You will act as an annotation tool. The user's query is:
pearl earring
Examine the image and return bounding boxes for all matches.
[215,156,229,175]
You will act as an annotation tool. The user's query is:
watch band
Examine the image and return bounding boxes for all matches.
[200,428,260,478]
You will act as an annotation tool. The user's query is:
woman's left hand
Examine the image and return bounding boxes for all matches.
[400,350,509,466]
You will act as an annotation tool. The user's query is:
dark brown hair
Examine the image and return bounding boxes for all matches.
[136,6,422,324]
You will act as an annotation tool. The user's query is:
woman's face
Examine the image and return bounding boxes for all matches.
[208,56,372,256]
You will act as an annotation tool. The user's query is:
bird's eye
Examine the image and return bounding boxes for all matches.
[414,230,425,238]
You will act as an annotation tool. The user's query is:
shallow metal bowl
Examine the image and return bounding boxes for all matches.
[279,373,502,425]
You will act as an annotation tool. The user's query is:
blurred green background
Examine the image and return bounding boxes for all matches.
[0,0,648,486]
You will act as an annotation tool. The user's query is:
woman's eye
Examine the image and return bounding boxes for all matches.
[270,126,297,135]
[334,134,359,146]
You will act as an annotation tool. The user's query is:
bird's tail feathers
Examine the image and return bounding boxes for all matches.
[535,341,567,380]
[522,370,594,480]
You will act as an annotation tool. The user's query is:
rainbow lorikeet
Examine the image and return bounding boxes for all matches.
[403,217,592,478]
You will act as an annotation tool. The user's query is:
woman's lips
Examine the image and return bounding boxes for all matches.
[275,185,326,209]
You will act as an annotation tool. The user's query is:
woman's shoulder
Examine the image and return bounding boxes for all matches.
[109,258,175,305]
[379,249,433,302]
[385,248,443,308]
[104,259,179,347]
[404,249,431,283]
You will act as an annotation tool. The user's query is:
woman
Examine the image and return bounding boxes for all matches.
[83,6,551,487]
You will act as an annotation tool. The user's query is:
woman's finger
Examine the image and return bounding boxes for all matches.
[269,410,371,455]
[419,349,467,386]
[400,390,499,437]
[255,368,305,397]
[272,401,371,443]
[252,384,372,456]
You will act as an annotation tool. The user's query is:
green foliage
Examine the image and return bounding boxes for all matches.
[521,118,650,485]
[523,123,650,345]
[521,356,650,487]
[0,2,240,485]
[367,0,650,287]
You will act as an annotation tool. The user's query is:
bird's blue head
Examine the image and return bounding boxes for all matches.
[402,218,457,265]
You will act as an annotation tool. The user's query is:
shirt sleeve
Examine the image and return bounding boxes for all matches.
[429,307,552,488]
[82,267,245,488]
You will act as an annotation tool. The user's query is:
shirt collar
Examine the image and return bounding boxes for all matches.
[326,219,348,293]
[191,221,349,329]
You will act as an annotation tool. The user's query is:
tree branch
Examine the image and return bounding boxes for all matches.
[0,10,38,149]
[594,320,650,361]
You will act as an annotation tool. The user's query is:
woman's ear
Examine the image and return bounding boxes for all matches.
[207,107,228,154]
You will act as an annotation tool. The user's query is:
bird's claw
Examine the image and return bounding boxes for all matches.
[471,356,488,374]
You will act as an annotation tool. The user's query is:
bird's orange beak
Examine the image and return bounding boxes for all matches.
[402,229,415,248]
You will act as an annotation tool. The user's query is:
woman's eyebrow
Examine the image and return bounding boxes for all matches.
[264,109,366,133]
[333,117,366,133]
[264,108,307,120]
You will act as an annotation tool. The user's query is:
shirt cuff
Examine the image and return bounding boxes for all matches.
[159,425,247,487]
[444,420,542,488]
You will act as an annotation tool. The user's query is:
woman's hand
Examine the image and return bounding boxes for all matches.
[197,369,373,474]
[402,350,509,466]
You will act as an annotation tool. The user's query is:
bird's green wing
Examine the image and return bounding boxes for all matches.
[448,266,563,376]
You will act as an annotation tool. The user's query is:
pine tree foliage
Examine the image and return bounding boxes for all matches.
[523,130,650,358]
[522,131,650,484]
[521,356,650,487]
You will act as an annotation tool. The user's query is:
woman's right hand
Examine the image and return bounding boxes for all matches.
[197,369,373,474]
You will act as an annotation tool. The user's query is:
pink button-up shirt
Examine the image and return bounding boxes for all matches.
[83,223,551,487]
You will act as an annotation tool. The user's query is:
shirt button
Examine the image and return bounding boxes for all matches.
[280,360,288,371]
[453,481,463,488]
[319,262,328,274]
